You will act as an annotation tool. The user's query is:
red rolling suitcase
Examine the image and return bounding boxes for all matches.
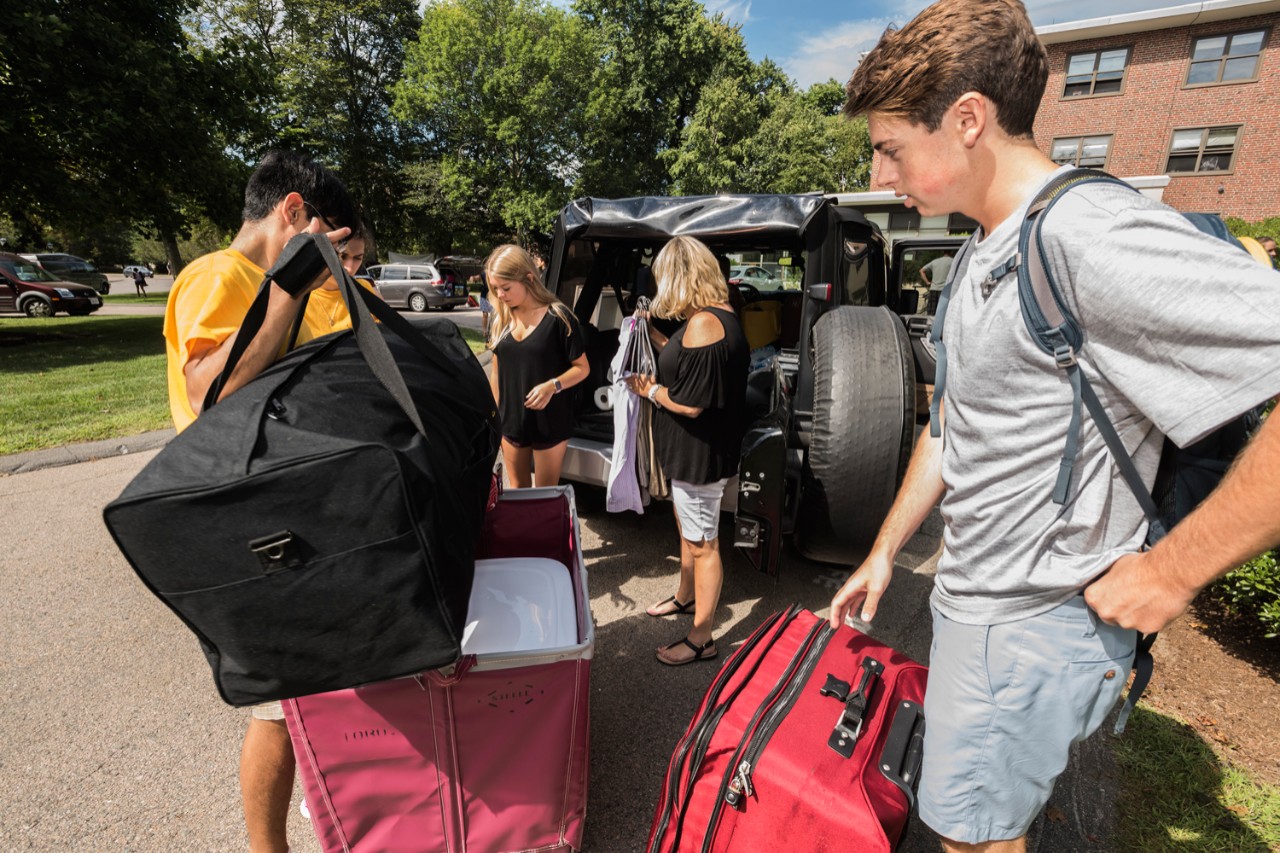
[647,606,927,853]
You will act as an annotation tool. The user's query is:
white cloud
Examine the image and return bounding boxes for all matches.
[773,0,1170,88]
[705,0,753,24]
[779,18,899,88]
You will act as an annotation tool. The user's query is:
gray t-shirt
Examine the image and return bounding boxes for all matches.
[934,167,1280,625]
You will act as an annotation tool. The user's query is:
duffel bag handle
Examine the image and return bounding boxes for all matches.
[204,233,490,439]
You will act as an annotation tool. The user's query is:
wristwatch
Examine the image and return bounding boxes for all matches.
[553,379,563,393]
[647,384,662,403]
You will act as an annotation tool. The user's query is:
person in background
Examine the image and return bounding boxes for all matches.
[624,236,749,666]
[1260,236,1277,269]
[132,266,148,296]
[486,244,590,489]
[475,272,495,339]
[163,149,356,853]
[301,230,378,336]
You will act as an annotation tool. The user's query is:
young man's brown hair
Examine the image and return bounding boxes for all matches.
[843,0,1048,139]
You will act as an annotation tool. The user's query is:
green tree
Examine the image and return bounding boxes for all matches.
[394,0,597,247]
[574,0,755,197]
[800,78,847,117]
[1,0,256,272]
[193,0,421,256]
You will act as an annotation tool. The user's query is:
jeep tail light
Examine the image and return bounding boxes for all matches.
[807,283,833,302]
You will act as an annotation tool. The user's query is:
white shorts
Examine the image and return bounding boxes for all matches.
[251,701,285,722]
[670,478,729,542]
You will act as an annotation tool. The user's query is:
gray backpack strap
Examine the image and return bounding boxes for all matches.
[1016,168,1168,527]
[1017,170,1170,737]
[927,235,978,437]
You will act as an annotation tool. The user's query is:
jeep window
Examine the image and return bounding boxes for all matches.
[898,248,954,316]
[727,252,800,292]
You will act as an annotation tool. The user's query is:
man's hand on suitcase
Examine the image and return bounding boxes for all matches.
[829,550,895,629]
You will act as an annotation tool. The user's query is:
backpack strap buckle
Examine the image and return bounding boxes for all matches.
[1053,342,1077,368]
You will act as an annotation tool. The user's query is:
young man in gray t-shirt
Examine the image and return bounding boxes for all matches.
[829,1,1280,850]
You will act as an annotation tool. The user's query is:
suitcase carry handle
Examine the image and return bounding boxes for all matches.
[878,699,925,812]
[204,233,490,439]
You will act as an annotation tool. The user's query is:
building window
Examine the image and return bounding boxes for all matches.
[1166,126,1240,174]
[1186,30,1266,86]
[948,213,978,235]
[1050,135,1113,168]
[888,210,920,231]
[1063,48,1131,97]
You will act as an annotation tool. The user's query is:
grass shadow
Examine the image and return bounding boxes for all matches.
[1115,706,1278,851]
[0,316,165,374]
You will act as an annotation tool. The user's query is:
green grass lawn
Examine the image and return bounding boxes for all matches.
[1116,705,1280,851]
[0,316,171,454]
[0,315,487,455]
[102,292,169,304]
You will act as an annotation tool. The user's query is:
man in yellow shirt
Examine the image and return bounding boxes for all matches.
[162,149,356,853]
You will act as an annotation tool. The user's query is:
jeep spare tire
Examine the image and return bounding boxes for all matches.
[795,306,915,564]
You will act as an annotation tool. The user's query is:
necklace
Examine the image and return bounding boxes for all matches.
[322,294,342,328]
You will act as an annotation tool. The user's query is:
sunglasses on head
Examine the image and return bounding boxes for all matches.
[300,199,338,233]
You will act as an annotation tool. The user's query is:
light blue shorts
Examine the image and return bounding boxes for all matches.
[670,478,729,543]
[919,596,1136,843]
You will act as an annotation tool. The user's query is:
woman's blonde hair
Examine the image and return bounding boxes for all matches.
[650,236,729,320]
[485,243,574,347]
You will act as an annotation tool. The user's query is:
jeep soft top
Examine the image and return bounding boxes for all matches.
[547,193,917,577]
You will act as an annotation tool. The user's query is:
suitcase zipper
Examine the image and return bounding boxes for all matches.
[699,621,835,853]
[648,605,799,853]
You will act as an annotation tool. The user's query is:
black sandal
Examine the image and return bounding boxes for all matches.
[657,637,717,666]
[646,595,694,617]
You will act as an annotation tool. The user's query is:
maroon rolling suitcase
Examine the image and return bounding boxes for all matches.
[647,606,928,852]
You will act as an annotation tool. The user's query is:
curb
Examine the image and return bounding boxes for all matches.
[1,429,176,477]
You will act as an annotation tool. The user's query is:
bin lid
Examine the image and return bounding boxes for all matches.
[461,558,578,655]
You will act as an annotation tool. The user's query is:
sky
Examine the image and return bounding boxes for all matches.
[711,0,1185,88]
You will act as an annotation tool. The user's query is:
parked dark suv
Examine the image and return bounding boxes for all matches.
[0,253,104,317]
[21,253,110,294]
[546,194,920,577]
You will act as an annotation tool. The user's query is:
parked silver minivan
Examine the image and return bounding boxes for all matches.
[366,263,469,312]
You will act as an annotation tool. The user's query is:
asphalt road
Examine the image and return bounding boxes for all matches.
[94,273,487,333]
[0,434,1122,852]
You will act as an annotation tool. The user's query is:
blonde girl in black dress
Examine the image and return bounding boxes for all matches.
[486,244,590,489]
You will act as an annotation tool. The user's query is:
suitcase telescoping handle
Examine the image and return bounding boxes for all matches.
[203,233,482,439]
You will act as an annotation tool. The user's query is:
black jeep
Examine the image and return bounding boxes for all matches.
[546,193,926,577]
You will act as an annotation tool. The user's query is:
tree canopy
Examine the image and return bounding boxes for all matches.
[1,0,873,264]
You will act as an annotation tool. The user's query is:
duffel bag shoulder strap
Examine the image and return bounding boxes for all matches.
[205,234,491,440]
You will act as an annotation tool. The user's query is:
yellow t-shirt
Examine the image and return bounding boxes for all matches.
[301,278,379,340]
[164,250,377,432]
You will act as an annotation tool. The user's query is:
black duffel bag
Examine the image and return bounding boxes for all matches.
[103,235,501,706]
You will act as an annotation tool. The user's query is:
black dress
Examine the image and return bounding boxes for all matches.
[654,306,749,484]
[493,308,586,446]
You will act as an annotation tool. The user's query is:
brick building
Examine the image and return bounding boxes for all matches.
[1037,0,1280,221]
